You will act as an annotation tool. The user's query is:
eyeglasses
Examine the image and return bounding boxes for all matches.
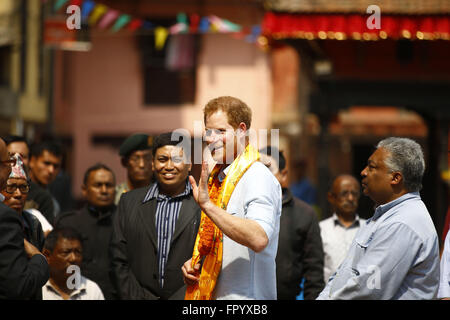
[5,183,30,194]
[1,157,16,167]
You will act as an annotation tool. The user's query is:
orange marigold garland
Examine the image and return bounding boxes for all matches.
[185,167,223,300]
[185,144,260,300]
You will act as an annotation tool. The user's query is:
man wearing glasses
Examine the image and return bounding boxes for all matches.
[4,135,56,228]
[0,138,49,299]
[115,133,153,205]
[1,153,45,251]
[319,175,365,283]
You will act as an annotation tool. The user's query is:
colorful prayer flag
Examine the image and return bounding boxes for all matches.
[155,26,169,50]
[111,14,131,32]
[88,4,108,26]
[53,0,69,11]
[98,9,119,29]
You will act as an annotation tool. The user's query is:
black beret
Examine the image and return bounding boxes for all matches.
[119,134,152,157]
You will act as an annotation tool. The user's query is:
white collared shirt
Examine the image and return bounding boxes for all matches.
[42,276,104,300]
[438,230,450,298]
[213,161,282,300]
[319,213,365,282]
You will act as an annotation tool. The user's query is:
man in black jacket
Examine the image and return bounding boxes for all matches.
[0,137,49,299]
[111,132,201,300]
[29,141,65,221]
[55,163,117,299]
[260,146,325,300]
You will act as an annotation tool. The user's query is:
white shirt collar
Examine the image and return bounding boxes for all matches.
[332,212,361,228]
[44,278,87,298]
[0,194,5,202]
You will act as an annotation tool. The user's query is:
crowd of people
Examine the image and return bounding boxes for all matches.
[0,95,449,300]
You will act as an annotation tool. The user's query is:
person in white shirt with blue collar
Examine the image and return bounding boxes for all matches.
[438,230,450,299]
[317,137,440,300]
[182,96,281,300]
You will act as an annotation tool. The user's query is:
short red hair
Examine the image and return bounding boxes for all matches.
[203,96,252,129]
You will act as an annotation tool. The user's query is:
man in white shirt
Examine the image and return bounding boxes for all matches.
[317,137,439,299]
[42,227,104,300]
[182,96,282,300]
[438,230,450,299]
[320,174,365,282]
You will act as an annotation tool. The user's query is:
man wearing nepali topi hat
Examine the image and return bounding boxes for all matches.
[0,138,49,300]
[1,153,46,251]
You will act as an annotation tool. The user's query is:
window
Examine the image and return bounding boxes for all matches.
[138,18,198,105]
[0,46,11,87]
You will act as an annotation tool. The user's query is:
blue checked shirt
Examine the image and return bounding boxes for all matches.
[142,181,191,287]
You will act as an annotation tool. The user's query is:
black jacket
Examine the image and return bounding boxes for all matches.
[111,185,201,300]
[22,210,45,251]
[55,205,117,300]
[276,188,325,300]
[25,181,55,226]
[0,203,49,299]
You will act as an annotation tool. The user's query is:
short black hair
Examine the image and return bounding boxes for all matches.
[259,146,286,171]
[44,227,83,253]
[83,163,115,185]
[2,135,29,149]
[152,132,190,157]
[30,141,63,159]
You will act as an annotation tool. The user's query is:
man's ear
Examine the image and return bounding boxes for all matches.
[81,184,87,199]
[28,156,35,170]
[327,191,335,205]
[279,168,288,186]
[43,248,51,260]
[120,157,128,168]
[238,122,247,136]
[391,172,403,186]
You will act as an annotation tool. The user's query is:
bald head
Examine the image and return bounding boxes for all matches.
[331,175,359,192]
[328,174,360,218]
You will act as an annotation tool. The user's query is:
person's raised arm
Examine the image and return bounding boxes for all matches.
[189,161,268,253]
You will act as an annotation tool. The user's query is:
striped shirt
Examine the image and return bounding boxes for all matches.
[143,181,191,287]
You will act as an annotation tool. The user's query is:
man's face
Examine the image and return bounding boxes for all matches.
[360,147,394,206]
[7,142,29,167]
[204,110,242,164]
[1,178,29,213]
[328,176,360,217]
[29,150,62,187]
[152,145,191,196]
[45,237,82,279]
[82,169,115,209]
[0,140,12,190]
[125,149,152,184]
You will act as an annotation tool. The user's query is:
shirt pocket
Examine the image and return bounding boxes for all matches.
[352,232,374,263]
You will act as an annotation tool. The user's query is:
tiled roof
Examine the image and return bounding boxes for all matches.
[264,0,450,14]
